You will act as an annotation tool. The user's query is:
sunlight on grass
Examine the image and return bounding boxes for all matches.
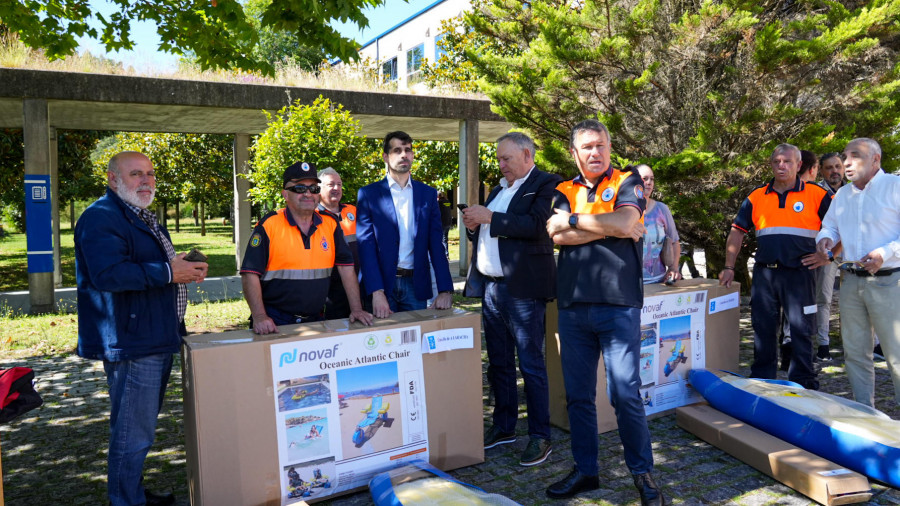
[0,298,250,358]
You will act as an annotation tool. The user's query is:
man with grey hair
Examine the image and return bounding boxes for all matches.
[462,131,562,466]
[816,138,900,407]
[75,151,208,505]
[719,143,831,389]
[316,166,364,319]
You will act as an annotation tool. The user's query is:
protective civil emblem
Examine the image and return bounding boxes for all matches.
[635,186,644,199]
[250,233,261,247]
[320,236,329,251]
[601,187,615,202]
[347,212,355,221]
[301,162,310,171]
[793,201,804,213]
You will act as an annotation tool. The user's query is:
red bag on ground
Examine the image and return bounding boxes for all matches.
[0,367,43,423]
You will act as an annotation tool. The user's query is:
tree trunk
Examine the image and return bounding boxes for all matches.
[200,201,206,236]
[193,203,199,226]
[69,201,75,229]
[175,201,180,232]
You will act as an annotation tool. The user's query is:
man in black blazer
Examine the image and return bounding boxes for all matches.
[462,132,562,467]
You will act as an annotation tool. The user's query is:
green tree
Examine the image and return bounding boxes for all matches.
[453,0,900,285]
[0,129,107,231]
[243,0,326,71]
[249,96,381,207]
[414,140,500,193]
[93,132,234,235]
[0,0,381,75]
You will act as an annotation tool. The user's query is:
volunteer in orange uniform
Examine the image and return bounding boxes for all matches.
[316,167,364,320]
[240,161,373,334]
[719,144,831,389]
[544,120,665,505]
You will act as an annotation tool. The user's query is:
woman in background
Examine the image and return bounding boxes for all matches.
[636,164,683,284]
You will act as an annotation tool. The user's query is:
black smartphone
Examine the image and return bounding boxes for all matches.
[457,204,468,211]
[184,248,208,263]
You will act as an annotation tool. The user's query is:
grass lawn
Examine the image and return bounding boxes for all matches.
[0,221,462,293]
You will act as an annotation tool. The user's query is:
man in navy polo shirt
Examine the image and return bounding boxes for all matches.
[544,120,665,505]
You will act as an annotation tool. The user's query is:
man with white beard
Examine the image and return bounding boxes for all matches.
[75,151,208,505]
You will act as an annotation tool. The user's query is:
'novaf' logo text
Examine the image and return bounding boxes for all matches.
[279,344,341,367]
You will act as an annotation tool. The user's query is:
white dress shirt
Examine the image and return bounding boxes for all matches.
[817,169,900,269]
[476,167,535,277]
[387,174,415,269]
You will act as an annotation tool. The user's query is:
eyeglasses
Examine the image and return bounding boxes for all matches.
[284,184,321,195]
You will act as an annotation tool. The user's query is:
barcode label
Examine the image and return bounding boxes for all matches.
[401,329,417,344]
[694,292,705,303]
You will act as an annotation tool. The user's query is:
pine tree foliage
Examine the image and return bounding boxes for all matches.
[448,0,900,272]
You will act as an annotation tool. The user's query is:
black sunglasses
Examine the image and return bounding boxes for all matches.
[284,184,321,195]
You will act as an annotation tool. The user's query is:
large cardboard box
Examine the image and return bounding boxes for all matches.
[182,308,483,505]
[677,404,872,505]
[546,279,741,432]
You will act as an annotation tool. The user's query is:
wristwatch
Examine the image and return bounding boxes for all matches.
[568,214,578,229]
[827,250,834,262]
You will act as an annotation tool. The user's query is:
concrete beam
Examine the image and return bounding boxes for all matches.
[23,99,55,314]
[457,119,480,276]
[233,134,252,272]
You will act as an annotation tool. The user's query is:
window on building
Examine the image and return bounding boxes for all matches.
[382,57,398,83]
[435,33,447,61]
[406,43,425,84]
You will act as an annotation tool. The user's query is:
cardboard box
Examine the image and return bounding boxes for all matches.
[546,279,741,432]
[182,308,483,505]
[677,404,871,505]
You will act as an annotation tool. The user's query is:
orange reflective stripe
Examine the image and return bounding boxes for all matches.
[263,209,337,272]
[748,182,827,233]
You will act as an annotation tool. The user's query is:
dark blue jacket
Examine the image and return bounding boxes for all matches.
[356,177,453,301]
[75,188,183,361]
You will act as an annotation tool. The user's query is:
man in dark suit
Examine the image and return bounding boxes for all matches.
[357,131,454,317]
[462,132,562,466]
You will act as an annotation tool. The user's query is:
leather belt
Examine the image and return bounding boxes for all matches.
[396,268,414,277]
[846,266,900,277]
[483,274,505,283]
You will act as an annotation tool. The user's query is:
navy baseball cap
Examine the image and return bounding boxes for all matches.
[283,161,320,187]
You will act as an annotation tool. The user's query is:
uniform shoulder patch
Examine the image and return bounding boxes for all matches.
[250,233,262,247]
[635,186,644,199]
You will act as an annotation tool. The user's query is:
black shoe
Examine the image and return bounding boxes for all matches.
[144,489,175,506]
[874,344,885,362]
[816,344,831,361]
[780,341,792,372]
[633,472,667,506]
[483,425,516,449]
[546,467,600,499]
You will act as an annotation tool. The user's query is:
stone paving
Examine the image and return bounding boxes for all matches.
[2,295,900,505]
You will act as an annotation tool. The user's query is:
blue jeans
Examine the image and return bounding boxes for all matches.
[104,353,174,506]
[389,275,427,312]
[558,303,653,476]
[483,280,550,440]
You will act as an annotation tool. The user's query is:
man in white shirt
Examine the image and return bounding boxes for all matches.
[816,138,900,407]
[356,131,454,318]
[462,132,562,466]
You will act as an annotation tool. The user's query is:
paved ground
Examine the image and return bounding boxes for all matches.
[2,290,900,505]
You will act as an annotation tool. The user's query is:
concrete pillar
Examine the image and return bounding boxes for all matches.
[50,127,62,288]
[233,134,252,272]
[458,119,479,276]
[23,99,55,313]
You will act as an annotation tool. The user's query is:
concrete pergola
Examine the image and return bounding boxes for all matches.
[0,68,511,313]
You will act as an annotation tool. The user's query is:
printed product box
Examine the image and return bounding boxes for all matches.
[182,308,483,505]
[546,279,741,432]
[677,404,871,505]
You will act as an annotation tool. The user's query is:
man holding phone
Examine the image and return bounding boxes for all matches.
[462,132,562,466]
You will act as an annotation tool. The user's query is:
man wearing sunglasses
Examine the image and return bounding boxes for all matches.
[240,161,373,334]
